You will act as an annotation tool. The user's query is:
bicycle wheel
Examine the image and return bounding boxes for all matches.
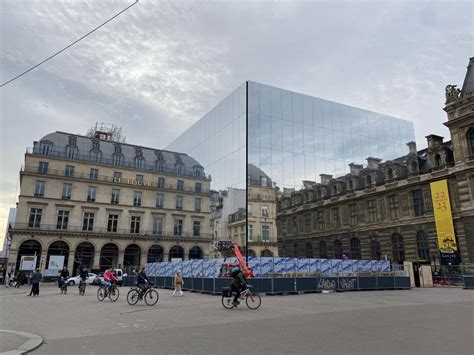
[97,287,106,301]
[109,286,120,302]
[144,289,159,306]
[245,292,261,310]
[222,296,235,309]
[127,289,140,305]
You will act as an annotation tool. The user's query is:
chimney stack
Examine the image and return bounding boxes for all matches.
[319,174,333,185]
[406,141,417,155]
[425,134,444,149]
[349,163,363,176]
[366,157,382,170]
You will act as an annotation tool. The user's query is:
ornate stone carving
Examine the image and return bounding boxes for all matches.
[445,85,461,103]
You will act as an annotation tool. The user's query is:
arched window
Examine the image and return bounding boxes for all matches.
[319,241,327,259]
[370,236,381,260]
[469,130,474,155]
[391,233,405,262]
[434,154,441,167]
[334,240,343,259]
[386,168,393,180]
[350,238,361,259]
[416,231,430,260]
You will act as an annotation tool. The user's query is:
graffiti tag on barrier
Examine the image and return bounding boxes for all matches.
[338,278,357,290]
[317,279,336,290]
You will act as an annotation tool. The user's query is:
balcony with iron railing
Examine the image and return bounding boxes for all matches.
[10,222,213,241]
[22,165,210,194]
[26,147,211,180]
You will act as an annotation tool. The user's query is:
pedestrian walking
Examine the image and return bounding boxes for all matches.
[172,271,184,297]
[28,268,42,296]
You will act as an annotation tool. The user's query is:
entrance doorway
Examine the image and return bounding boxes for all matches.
[412,263,421,287]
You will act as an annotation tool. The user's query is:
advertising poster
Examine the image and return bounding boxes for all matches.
[430,179,460,265]
[20,255,36,271]
[48,255,65,270]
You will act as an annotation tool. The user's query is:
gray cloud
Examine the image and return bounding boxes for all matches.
[0,0,472,242]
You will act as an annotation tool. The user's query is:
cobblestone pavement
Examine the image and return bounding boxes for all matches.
[0,284,472,354]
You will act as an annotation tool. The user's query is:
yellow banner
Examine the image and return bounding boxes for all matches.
[430,179,457,253]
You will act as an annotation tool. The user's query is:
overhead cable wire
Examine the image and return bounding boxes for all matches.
[1,0,139,88]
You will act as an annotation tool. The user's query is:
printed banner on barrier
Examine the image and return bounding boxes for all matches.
[430,180,458,263]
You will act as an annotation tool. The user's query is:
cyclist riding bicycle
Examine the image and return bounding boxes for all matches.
[230,266,248,306]
[79,266,88,287]
[136,267,150,299]
[58,267,69,288]
[102,268,117,295]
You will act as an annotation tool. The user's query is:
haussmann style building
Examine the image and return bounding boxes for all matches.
[8,128,213,276]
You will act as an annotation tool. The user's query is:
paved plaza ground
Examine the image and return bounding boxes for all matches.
[0,284,472,355]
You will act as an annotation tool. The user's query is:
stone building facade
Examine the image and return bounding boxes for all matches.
[277,57,474,265]
[247,164,278,257]
[8,130,212,275]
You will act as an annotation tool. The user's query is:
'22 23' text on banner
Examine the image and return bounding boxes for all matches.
[430,179,458,254]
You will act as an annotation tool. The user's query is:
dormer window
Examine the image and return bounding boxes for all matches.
[317,189,322,199]
[347,180,353,190]
[40,141,53,155]
[366,175,372,187]
[134,157,144,169]
[387,168,394,180]
[194,166,203,178]
[114,145,122,154]
[260,176,267,187]
[92,141,100,150]
[135,148,143,158]
[68,136,77,146]
[66,146,77,160]
[90,150,101,163]
[434,154,441,167]
[332,185,337,195]
[411,161,418,173]
[469,130,474,155]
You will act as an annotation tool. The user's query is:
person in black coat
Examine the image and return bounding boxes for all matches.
[28,269,42,296]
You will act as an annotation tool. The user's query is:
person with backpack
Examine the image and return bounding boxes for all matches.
[230,266,248,306]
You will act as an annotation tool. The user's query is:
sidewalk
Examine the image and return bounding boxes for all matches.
[0,329,43,354]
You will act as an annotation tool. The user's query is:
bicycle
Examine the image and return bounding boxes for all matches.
[97,282,119,302]
[127,282,159,306]
[59,277,68,294]
[78,279,86,296]
[222,285,261,310]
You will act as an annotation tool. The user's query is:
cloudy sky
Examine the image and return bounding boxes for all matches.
[0,0,472,247]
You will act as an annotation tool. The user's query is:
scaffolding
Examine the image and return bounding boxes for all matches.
[86,122,126,143]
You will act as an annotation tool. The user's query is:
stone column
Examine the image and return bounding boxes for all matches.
[67,251,75,275]
[117,250,124,269]
[39,250,48,274]
[92,250,101,270]
[140,252,148,269]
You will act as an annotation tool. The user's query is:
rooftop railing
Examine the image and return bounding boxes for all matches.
[27,147,211,180]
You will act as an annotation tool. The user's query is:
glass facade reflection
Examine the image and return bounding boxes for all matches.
[166,83,247,190]
[167,80,415,191]
[247,81,415,189]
